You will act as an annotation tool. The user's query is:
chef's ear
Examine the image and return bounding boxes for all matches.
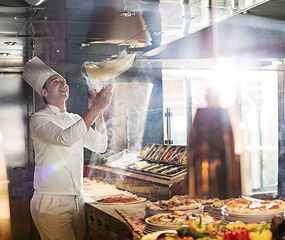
[40,88,48,97]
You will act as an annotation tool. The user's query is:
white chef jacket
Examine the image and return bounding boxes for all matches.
[30,104,107,196]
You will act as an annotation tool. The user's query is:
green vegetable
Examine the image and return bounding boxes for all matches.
[198,215,202,228]
[177,226,205,238]
[259,222,270,233]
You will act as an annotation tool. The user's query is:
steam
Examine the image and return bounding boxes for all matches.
[84,81,153,183]
[81,53,153,182]
[106,82,153,153]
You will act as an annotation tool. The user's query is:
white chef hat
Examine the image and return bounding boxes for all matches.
[22,56,59,95]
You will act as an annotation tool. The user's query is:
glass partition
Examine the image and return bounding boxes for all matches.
[162,67,279,195]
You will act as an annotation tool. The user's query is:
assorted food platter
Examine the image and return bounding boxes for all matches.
[144,211,214,234]
[145,195,204,218]
[147,195,200,211]
[221,198,285,223]
[139,144,187,164]
[145,195,221,219]
[145,205,204,218]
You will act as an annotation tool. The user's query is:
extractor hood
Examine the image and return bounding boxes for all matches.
[149,0,285,59]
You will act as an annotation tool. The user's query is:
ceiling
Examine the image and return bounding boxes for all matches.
[0,0,284,73]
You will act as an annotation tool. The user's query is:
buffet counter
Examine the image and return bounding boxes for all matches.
[86,201,146,240]
[83,180,285,240]
[84,179,147,240]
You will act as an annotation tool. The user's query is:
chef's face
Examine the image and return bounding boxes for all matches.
[44,74,69,101]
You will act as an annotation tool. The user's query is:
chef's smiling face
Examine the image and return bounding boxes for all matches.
[43,74,69,101]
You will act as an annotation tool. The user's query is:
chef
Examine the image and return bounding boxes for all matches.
[22,56,113,240]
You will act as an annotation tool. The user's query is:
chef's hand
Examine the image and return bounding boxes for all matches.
[88,89,98,110]
[95,111,106,133]
[84,85,113,130]
[92,84,113,111]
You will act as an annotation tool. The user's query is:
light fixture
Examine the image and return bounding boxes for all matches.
[119,10,135,17]
[0,53,10,57]
[119,0,136,17]
[271,60,282,66]
[80,43,90,48]
[25,0,46,6]
[4,42,17,46]
[152,32,162,37]
[182,15,197,20]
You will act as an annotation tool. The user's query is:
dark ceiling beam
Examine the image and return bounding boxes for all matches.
[0,0,29,7]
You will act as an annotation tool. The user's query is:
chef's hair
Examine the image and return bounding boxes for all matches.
[42,82,48,105]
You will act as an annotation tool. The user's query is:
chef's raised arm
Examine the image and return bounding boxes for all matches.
[30,114,87,147]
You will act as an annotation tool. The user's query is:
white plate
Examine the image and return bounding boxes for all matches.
[142,230,177,240]
[224,215,273,223]
[203,204,212,212]
[145,220,180,230]
[145,206,204,218]
[222,208,285,217]
[222,208,285,223]
[211,206,222,211]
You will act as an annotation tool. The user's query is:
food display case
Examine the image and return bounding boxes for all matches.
[86,144,188,200]
[127,144,187,179]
